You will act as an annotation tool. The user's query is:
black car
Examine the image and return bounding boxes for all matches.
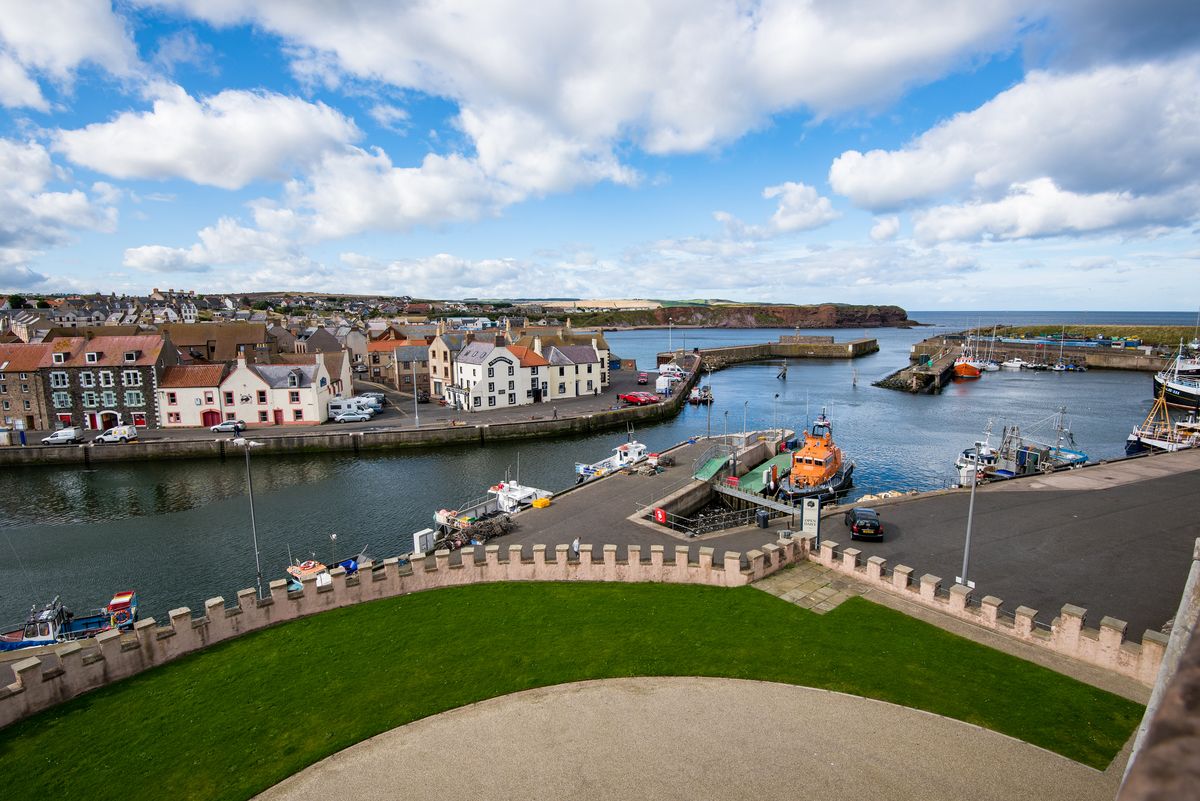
[844,507,883,540]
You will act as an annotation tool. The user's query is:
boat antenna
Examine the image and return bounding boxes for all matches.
[287,543,294,566]
[3,527,40,602]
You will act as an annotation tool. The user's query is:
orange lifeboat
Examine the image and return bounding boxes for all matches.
[954,353,982,378]
[776,410,855,502]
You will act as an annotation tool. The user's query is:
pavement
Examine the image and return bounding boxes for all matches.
[253,677,1123,801]
[828,448,1200,637]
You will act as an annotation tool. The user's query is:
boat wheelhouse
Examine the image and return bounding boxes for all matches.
[575,438,648,481]
[0,591,138,652]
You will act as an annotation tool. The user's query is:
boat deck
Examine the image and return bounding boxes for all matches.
[737,453,794,493]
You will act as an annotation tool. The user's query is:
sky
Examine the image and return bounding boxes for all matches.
[1,1,1198,310]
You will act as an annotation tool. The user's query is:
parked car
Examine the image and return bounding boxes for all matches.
[42,427,83,445]
[211,419,246,433]
[844,507,883,540]
[94,425,138,444]
[416,389,430,403]
[359,392,387,406]
[353,363,368,373]
[618,391,661,406]
[637,372,649,385]
[333,411,372,423]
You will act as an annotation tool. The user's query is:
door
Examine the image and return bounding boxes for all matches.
[99,411,119,430]
[201,410,221,427]
[273,409,284,425]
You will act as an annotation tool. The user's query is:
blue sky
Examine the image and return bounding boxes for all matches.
[1,1,1198,310]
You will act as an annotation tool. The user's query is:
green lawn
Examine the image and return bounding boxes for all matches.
[0,583,1141,800]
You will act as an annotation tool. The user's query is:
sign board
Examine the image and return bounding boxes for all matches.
[801,497,821,539]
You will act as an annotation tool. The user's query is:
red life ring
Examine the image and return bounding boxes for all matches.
[300,560,319,571]
[653,508,667,524]
[110,608,131,627]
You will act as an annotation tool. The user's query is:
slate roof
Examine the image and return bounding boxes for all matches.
[159,364,229,388]
[44,335,165,367]
[545,344,599,366]
[455,341,495,365]
[251,364,316,389]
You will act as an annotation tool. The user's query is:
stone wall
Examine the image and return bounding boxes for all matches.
[0,533,808,729]
[814,539,1167,686]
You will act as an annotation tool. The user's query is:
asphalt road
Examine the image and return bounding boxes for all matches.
[831,452,1200,636]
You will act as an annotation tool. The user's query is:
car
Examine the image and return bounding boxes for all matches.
[844,507,883,540]
[637,372,649,385]
[94,425,138,444]
[353,364,368,373]
[618,391,661,406]
[333,411,372,423]
[210,419,246,433]
[41,427,83,445]
[359,392,387,405]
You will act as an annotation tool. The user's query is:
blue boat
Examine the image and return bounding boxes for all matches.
[0,591,138,652]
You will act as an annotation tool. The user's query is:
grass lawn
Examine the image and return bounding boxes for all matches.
[0,583,1142,800]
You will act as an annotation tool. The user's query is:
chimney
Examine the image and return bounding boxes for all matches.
[495,331,505,347]
[533,335,542,356]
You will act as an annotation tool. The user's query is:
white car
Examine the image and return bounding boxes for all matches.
[211,419,246,433]
[333,411,372,423]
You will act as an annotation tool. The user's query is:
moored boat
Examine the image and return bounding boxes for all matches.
[953,353,982,379]
[775,409,854,502]
[1126,388,1200,455]
[1153,347,1200,408]
[575,437,648,481]
[954,409,1088,485]
[0,591,138,652]
[1000,358,1028,369]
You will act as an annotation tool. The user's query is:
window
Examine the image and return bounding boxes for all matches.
[131,412,146,427]
[50,371,69,388]
[18,372,26,380]
[225,412,236,421]
[488,382,494,392]
[204,391,215,404]
[99,371,114,387]
[101,390,117,407]
[526,389,533,398]
[1,400,7,410]
[487,366,494,377]
[371,354,380,364]
[289,391,300,404]
[508,380,514,390]
[293,409,303,421]
[86,352,98,363]
[20,383,28,393]
[123,351,138,363]
[167,412,181,423]
[558,367,565,376]
[124,391,144,407]
[122,370,142,386]
[82,391,99,408]
[52,392,70,408]
[507,366,514,376]
[287,373,299,387]
[258,411,269,422]
[22,400,30,410]
[257,390,267,404]
[558,383,566,394]
[224,391,234,405]
[167,392,177,405]
[473,396,481,407]
[76,371,93,388]
[488,396,496,407]
[52,353,65,364]
[508,393,516,405]
[531,367,538,375]
[587,364,593,373]
[0,384,5,394]
[319,378,327,387]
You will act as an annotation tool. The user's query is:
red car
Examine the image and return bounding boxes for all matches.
[637,372,649,384]
[618,391,661,406]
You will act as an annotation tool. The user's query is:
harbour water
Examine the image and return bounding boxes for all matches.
[0,312,1181,624]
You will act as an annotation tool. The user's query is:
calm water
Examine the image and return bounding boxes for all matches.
[0,314,1168,624]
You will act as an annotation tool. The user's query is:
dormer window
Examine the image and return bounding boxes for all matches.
[86,352,99,363]
[288,372,299,387]
[52,352,65,364]
[123,351,139,362]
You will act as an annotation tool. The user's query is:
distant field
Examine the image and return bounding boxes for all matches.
[0,583,1141,801]
[996,325,1195,348]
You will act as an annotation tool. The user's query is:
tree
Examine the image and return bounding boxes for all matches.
[36,299,51,309]
[7,294,26,309]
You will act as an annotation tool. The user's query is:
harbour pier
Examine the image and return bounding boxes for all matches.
[658,334,879,371]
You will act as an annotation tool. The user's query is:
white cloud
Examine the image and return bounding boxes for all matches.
[123,215,312,274]
[368,103,409,132]
[715,181,838,239]
[0,0,137,109]
[870,216,900,241]
[55,84,361,190]
[152,30,216,75]
[0,138,117,271]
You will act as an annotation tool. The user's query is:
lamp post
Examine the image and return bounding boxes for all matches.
[233,437,265,599]
[742,400,749,439]
[773,393,779,436]
[412,357,420,428]
[959,440,981,588]
[724,410,732,475]
[668,318,673,352]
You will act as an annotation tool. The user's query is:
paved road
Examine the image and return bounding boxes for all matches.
[255,678,1120,801]
[829,450,1200,636]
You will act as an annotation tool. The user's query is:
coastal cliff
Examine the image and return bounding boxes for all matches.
[572,303,911,329]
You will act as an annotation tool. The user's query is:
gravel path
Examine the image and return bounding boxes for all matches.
[254,677,1121,801]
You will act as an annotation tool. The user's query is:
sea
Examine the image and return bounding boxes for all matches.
[0,310,1191,625]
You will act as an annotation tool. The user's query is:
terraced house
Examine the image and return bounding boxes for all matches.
[40,334,178,430]
[0,343,52,430]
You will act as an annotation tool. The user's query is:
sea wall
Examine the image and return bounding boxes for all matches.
[657,338,878,369]
[0,534,810,729]
[909,338,1169,372]
[813,540,1168,686]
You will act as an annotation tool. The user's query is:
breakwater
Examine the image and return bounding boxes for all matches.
[910,336,1169,372]
[659,336,879,370]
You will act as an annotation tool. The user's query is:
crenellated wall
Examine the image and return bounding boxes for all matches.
[0,535,810,729]
[814,540,1168,685]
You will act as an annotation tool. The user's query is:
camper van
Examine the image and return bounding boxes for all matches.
[328,398,376,417]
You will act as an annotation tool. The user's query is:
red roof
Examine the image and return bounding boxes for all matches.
[0,343,52,372]
[507,344,549,367]
[43,335,165,367]
[159,364,228,388]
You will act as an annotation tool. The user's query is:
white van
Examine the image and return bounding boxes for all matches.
[94,425,138,444]
[349,395,382,410]
[328,398,375,417]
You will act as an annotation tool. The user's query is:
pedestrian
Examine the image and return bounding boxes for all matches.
[571,536,580,555]
[553,407,559,420]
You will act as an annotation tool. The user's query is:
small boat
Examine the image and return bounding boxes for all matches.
[1000,358,1028,369]
[434,473,552,535]
[981,360,1001,372]
[687,385,713,405]
[284,547,368,592]
[1,591,138,652]
[954,408,1088,485]
[575,437,648,481]
[775,409,855,502]
[1027,361,1049,371]
[1127,388,1200,455]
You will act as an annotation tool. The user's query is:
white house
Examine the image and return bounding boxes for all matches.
[156,354,337,427]
[444,341,550,410]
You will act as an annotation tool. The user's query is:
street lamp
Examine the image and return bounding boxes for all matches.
[959,440,981,588]
[773,393,780,435]
[668,318,673,352]
[232,437,265,599]
[742,399,749,439]
[412,358,420,428]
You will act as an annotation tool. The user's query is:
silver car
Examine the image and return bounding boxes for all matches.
[333,411,371,423]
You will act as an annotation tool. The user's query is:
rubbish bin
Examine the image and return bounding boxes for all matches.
[755,509,770,529]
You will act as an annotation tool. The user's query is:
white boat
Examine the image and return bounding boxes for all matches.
[955,408,1089,485]
[1153,346,1200,408]
[1126,389,1200,455]
[1000,358,1028,369]
[434,475,551,531]
[575,438,648,481]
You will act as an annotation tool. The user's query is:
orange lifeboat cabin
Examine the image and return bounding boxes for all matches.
[776,410,855,502]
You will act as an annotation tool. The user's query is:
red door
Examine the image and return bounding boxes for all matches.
[201,410,220,427]
[273,409,284,425]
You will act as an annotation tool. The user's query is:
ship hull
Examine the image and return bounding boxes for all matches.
[776,463,854,503]
[1153,372,1200,409]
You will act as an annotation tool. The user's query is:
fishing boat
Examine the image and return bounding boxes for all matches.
[284,546,368,592]
[953,352,982,379]
[434,474,551,535]
[954,409,1089,485]
[575,436,648,481]
[1000,357,1029,370]
[775,409,855,502]
[1,591,138,652]
[687,385,713,405]
[1126,389,1200,455]
[1153,347,1200,408]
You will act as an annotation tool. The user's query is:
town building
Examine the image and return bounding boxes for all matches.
[41,334,178,430]
[444,341,549,410]
[160,322,272,363]
[0,343,52,430]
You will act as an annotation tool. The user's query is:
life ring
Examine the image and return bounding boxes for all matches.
[976,470,986,481]
[110,609,132,627]
[299,560,320,571]
[653,507,668,524]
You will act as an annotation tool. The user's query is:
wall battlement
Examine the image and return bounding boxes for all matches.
[815,540,1168,685]
[0,535,810,729]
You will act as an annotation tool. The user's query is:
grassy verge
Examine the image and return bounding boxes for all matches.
[0,583,1141,800]
[994,324,1194,347]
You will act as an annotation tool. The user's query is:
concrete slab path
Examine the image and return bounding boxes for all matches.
[254,677,1122,801]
